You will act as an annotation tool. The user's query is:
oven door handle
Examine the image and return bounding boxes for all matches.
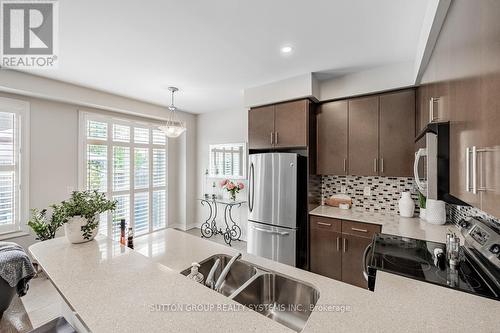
[363,243,373,281]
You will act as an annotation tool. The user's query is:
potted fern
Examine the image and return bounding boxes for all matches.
[62,191,117,244]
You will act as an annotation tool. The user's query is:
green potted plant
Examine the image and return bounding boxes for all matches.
[62,190,117,244]
[27,204,66,241]
[418,192,427,220]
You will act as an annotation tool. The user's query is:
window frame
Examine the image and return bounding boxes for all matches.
[78,111,168,238]
[0,97,30,237]
[208,142,247,179]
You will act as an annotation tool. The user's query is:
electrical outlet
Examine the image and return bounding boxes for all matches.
[341,185,347,194]
[363,186,371,196]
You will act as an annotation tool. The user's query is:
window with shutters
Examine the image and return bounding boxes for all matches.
[208,143,246,179]
[0,97,29,236]
[79,112,167,239]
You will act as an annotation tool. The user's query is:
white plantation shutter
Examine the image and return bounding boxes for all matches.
[208,144,245,178]
[134,148,149,188]
[0,98,29,235]
[80,112,167,239]
[153,149,166,187]
[113,146,130,191]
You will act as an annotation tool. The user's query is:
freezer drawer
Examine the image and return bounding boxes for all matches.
[247,221,296,266]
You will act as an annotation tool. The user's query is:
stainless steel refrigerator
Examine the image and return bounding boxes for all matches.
[247,153,306,266]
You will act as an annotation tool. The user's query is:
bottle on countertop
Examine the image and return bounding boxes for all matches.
[119,219,126,246]
[127,227,134,249]
[187,262,204,283]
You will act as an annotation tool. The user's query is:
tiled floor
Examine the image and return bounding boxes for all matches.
[22,227,246,329]
[20,272,63,328]
[183,227,247,252]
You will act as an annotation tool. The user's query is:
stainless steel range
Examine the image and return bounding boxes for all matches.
[365,217,500,300]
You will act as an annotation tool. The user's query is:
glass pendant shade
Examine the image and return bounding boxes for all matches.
[159,87,186,138]
[159,120,186,138]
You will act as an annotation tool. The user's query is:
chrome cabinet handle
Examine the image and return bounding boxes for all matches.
[336,237,340,252]
[380,158,384,174]
[343,238,348,252]
[373,158,377,173]
[351,227,368,233]
[316,222,332,227]
[472,146,477,194]
[466,147,471,193]
[429,97,440,122]
[275,132,279,145]
[270,132,274,145]
[343,158,347,173]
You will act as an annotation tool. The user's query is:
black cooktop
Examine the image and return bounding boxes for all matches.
[368,234,500,301]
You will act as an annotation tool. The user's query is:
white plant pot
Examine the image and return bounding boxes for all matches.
[65,215,99,244]
[420,208,427,220]
[398,192,415,218]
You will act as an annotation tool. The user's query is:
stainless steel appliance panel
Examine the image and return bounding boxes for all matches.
[248,153,297,229]
[247,221,296,266]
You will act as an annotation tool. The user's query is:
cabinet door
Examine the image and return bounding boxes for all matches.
[274,100,308,148]
[415,85,429,135]
[348,96,379,176]
[448,78,482,208]
[310,217,342,280]
[248,105,275,149]
[341,234,372,289]
[316,101,348,175]
[379,90,416,177]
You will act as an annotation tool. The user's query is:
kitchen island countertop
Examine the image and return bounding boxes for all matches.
[29,229,499,333]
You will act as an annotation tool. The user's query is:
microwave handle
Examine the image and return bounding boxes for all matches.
[414,148,427,194]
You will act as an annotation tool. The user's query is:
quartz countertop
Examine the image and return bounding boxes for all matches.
[309,205,455,243]
[29,229,500,333]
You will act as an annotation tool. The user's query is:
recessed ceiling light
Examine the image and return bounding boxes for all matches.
[280,46,293,54]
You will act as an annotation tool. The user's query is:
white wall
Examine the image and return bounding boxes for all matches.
[243,73,319,108]
[318,61,415,101]
[0,90,196,248]
[195,108,249,240]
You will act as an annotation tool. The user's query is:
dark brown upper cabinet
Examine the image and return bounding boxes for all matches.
[248,99,309,150]
[316,100,348,175]
[248,105,275,150]
[274,100,309,148]
[348,96,379,176]
[379,90,416,177]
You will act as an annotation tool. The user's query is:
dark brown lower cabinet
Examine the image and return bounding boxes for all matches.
[310,217,342,280]
[309,215,381,289]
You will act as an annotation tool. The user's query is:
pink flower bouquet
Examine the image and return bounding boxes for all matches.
[220,179,244,201]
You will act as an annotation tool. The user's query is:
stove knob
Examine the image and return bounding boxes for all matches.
[489,244,500,255]
[459,219,470,229]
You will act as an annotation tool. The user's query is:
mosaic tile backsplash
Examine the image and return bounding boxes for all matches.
[321,175,419,215]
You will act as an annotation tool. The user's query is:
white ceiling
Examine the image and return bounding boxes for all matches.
[25,0,431,114]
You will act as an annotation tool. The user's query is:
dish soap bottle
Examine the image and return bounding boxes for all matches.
[187,262,204,283]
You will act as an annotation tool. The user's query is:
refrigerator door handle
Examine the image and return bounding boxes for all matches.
[248,162,254,212]
[252,226,289,236]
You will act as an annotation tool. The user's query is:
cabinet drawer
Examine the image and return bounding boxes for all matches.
[310,216,341,232]
[342,220,381,238]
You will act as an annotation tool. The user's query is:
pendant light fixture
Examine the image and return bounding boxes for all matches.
[159,86,186,138]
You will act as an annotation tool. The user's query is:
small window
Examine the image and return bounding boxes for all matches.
[208,143,246,179]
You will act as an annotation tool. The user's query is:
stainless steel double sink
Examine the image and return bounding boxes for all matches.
[181,254,319,332]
